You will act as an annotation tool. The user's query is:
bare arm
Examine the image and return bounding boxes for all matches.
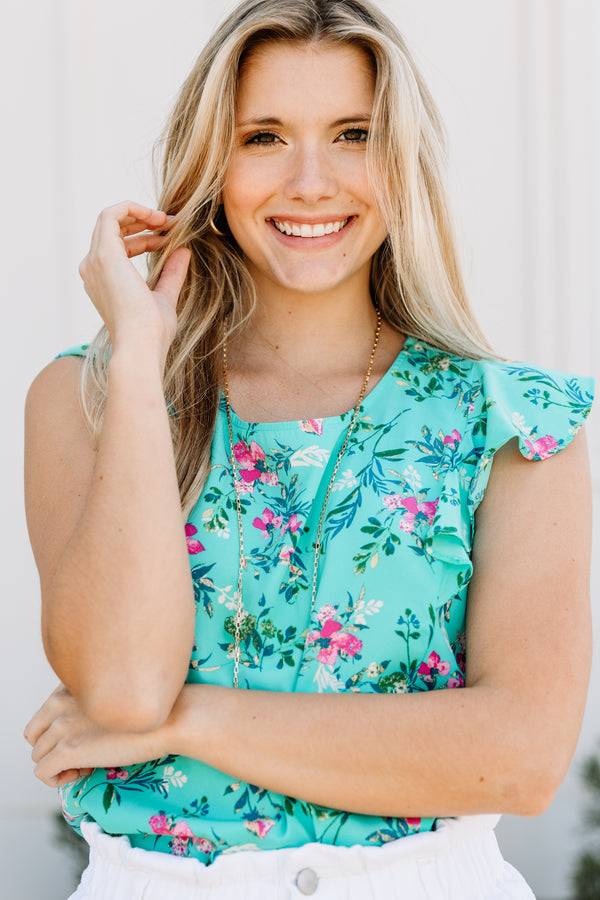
[25,203,195,730]
[26,430,592,816]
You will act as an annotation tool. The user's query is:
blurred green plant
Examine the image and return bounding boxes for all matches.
[572,748,600,899]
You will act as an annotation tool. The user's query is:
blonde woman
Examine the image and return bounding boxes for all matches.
[24,0,593,897]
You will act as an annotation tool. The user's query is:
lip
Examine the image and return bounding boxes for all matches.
[267,215,356,246]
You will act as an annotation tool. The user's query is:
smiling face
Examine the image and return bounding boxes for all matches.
[222,40,387,305]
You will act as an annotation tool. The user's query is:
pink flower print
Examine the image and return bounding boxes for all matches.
[234,440,278,485]
[383,493,402,512]
[398,496,439,533]
[244,817,276,839]
[252,508,284,538]
[443,429,462,447]
[402,497,438,525]
[524,434,558,460]
[285,513,302,534]
[171,836,189,856]
[234,440,257,470]
[399,515,416,534]
[406,817,422,830]
[149,814,172,836]
[418,651,451,683]
[193,837,214,855]
[171,821,195,839]
[316,604,338,624]
[106,768,118,781]
[106,767,129,781]
[317,646,340,666]
[330,631,363,657]
[299,418,324,435]
[279,545,294,561]
[320,618,343,639]
[185,524,205,555]
[447,674,465,689]
[308,615,362,666]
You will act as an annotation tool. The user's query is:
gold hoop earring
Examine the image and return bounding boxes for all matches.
[208,209,227,237]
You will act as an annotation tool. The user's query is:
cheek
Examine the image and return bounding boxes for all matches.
[222,175,255,222]
[223,156,275,222]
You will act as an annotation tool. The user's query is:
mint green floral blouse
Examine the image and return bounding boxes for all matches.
[57,337,593,863]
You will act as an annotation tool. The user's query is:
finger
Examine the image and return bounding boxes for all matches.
[56,769,86,787]
[31,725,58,764]
[35,765,73,789]
[120,214,176,237]
[24,705,52,747]
[120,220,173,239]
[90,203,170,254]
[34,740,82,787]
[103,204,170,240]
[24,684,74,747]
[123,234,166,258]
[154,247,191,303]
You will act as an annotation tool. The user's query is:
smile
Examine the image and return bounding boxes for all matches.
[270,218,350,237]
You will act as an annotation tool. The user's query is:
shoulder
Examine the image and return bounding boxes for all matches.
[25,349,96,480]
[26,355,86,430]
[25,354,97,585]
[27,343,92,421]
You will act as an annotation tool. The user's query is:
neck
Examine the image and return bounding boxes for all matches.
[230,278,379,378]
[224,279,405,423]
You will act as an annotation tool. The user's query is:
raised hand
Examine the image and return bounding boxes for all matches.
[78,201,191,364]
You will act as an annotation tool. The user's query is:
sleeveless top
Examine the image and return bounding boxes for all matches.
[56,337,594,863]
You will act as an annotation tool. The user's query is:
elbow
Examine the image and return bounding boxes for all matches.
[496,753,569,817]
[77,680,178,733]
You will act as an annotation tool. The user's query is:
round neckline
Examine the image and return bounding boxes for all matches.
[225,335,416,431]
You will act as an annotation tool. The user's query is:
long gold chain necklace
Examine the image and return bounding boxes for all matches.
[222,307,382,688]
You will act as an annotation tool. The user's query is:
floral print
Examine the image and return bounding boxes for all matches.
[57,338,594,864]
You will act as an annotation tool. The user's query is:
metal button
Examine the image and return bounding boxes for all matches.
[296,867,319,895]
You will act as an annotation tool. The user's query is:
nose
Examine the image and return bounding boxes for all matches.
[284,143,337,205]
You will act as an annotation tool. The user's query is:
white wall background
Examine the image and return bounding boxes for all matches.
[1,1,598,897]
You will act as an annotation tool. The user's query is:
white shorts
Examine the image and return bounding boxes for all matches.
[69,814,535,899]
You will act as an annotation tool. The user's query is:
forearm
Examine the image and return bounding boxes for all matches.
[164,683,559,818]
[45,349,195,728]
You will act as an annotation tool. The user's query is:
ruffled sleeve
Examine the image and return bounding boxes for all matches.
[468,359,594,509]
[55,344,89,359]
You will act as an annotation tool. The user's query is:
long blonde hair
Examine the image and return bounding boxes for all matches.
[82,0,492,518]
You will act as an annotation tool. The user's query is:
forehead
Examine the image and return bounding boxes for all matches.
[236,41,376,122]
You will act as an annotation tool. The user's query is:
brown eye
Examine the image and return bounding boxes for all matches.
[245,131,280,145]
[337,128,369,143]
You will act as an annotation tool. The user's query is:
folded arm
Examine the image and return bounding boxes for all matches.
[24,203,195,731]
[26,431,592,818]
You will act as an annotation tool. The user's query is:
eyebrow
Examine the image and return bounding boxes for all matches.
[236,114,372,129]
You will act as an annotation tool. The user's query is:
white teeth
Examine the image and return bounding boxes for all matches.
[272,218,349,237]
